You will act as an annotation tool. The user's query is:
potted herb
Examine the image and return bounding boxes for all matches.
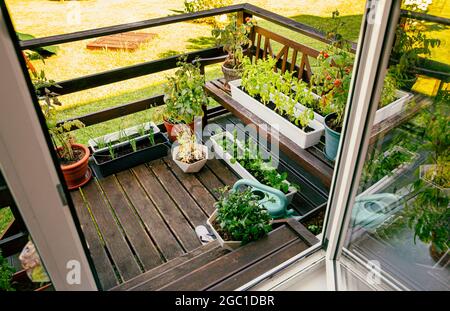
[92,125,169,177]
[25,57,92,190]
[212,15,254,89]
[163,56,207,142]
[210,130,298,203]
[172,129,208,173]
[207,186,272,250]
[0,250,14,291]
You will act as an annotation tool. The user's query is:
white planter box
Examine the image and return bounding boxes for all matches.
[229,80,324,149]
[210,131,297,204]
[207,210,241,251]
[172,144,208,173]
[88,121,160,153]
[374,90,413,125]
[359,146,419,196]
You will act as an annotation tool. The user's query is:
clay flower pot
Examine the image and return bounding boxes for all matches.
[222,62,241,91]
[163,119,195,142]
[59,143,92,190]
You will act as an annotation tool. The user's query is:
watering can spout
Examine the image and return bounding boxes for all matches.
[232,179,292,219]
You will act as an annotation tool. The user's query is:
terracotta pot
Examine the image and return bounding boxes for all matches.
[221,62,241,91]
[58,143,92,190]
[163,119,195,142]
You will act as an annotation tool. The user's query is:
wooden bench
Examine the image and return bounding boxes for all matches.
[199,26,432,189]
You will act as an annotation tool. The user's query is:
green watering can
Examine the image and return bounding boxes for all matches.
[232,179,294,219]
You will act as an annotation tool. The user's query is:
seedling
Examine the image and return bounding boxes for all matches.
[149,127,155,146]
[107,142,116,159]
[129,138,137,153]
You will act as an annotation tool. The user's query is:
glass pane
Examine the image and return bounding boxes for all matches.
[344,1,449,290]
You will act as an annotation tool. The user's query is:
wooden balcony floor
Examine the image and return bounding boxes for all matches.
[70,117,326,291]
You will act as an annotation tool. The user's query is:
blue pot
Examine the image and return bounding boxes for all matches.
[324,113,341,161]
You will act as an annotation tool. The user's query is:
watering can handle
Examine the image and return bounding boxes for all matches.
[232,179,287,207]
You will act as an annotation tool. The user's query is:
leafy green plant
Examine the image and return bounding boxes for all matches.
[93,136,107,150]
[389,1,441,89]
[218,131,298,194]
[307,224,321,235]
[107,142,116,160]
[129,138,137,153]
[214,186,272,244]
[294,108,314,130]
[148,127,155,146]
[380,71,399,108]
[50,120,85,163]
[163,56,207,124]
[183,0,232,26]
[137,123,146,138]
[212,15,255,70]
[0,250,15,291]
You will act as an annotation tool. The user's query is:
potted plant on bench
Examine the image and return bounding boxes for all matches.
[207,186,272,250]
[212,14,254,90]
[163,56,207,142]
[172,129,208,173]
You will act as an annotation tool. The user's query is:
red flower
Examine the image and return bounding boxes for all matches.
[323,52,329,59]
[326,75,332,81]
[245,17,252,23]
[334,79,342,87]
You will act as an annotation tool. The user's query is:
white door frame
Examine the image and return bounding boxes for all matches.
[0,3,97,291]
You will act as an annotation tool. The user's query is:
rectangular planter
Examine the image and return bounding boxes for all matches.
[358,146,419,196]
[374,90,413,125]
[210,131,297,204]
[92,132,169,177]
[88,121,160,153]
[229,79,324,149]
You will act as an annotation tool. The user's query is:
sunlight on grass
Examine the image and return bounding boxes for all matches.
[0,208,14,237]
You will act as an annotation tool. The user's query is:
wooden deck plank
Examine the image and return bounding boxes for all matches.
[111,241,221,291]
[148,159,208,226]
[158,225,299,291]
[209,239,309,291]
[195,165,225,200]
[130,243,229,291]
[71,190,118,290]
[163,157,216,216]
[132,165,201,252]
[98,175,163,271]
[81,181,142,281]
[115,170,184,260]
[205,158,239,186]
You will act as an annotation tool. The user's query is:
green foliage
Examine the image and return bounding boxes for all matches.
[241,56,316,128]
[212,15,255,69]
[50,120,85,162]
[107,142,116,159]
[149,127,155,146]
[361,146,413,186]
[129,138,137,153]
[17,32,59,58]
[0,250,15,291]
[163,56,206,124]
[183,0,232,26]
[295,108,314,130]
[389,2,441,89]
[214,186,272,244]
[307,224,321,235]
[380,72,399,108]
[218,131,298,194]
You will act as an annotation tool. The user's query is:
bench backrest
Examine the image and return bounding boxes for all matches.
[249,26,321,82]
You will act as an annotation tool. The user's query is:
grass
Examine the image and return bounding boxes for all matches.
[4,0,448,143]
[0,208,14,237]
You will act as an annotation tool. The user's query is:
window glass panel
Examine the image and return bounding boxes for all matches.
[344,1,449,290]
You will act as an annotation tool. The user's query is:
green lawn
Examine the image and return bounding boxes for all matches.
[0,208,14,237]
